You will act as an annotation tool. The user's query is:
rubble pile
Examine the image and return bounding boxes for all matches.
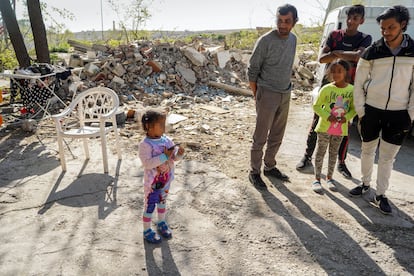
[66,40,317,107]
[68,41,247,101]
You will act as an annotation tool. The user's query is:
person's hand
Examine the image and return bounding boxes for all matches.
[164,146,174,159]
[177,146,185,156]
[328,115,337,122]
[328,115,345,123]
[249,82,257,100]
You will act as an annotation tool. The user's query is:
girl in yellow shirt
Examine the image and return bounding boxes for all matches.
[312,59,356,193]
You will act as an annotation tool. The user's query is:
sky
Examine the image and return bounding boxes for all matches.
[15,0,329,32]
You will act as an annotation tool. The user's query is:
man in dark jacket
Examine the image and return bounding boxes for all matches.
[349,5,414,214]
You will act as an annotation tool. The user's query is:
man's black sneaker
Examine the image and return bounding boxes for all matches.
[372,195,392,215]
[338,163,352,178]
[296,155,312,170]
[349,184,370,197]
[264,167,289,181]
[249,173,267,190]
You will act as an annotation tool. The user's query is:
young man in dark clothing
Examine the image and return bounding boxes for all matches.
[296,4,372,179]
[349,5,414,214]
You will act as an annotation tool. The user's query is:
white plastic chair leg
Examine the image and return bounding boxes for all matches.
[57,135,67,171]
[112,118,122,160]
[101,136,109,173]
[82,138,90,159]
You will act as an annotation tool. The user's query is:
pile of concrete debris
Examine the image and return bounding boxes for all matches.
[65,39,317,106]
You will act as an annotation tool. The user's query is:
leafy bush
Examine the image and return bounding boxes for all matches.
[49,42,70,53]
[106,39,122,48]
[225,30,259,50]
[0,49,19,70]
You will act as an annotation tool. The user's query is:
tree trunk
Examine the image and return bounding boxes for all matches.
[0,0,31,67]
[27,0,50,63]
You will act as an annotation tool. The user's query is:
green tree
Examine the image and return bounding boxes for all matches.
[0,0,30,67]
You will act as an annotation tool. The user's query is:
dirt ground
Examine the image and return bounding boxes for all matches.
[1,93,414,276]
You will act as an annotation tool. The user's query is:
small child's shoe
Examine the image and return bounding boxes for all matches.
[326,179,337,191]
[143,228,162,244]
[157,221,172,238]
[312,180,323,193]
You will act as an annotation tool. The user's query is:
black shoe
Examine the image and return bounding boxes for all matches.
[372,195,392,215]
[349,184,370,197]
[249,173,267,190]
[296,155,312,170]
[264,167,289,181]
[338,163,352,178]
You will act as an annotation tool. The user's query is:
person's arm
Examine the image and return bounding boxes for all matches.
[139,141,168,170]
[353,58,372,118]
[249,81,257,99]
[330,46,367,63]
[319,33,372,64]
[318,45,336,64]
[248,38,264,99]
[312,86,331,120]
[319,46,366,64]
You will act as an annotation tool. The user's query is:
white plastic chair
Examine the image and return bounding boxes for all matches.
[52,87,122,173]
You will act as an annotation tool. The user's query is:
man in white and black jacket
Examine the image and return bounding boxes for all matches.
[349,5,414,214]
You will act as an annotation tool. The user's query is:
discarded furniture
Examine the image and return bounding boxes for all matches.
[0,70,66,119]
[0,65,80,120]
[52,87,122,173]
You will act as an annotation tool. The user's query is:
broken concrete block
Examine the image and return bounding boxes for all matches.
[134,52,143,61]
[158,43,176,53]
[231,52,243,62]
[305,61,319,72]
[84,63,100,75]
[181,46,206,66]
[113,64,127,77]
[167,113,188,125]
[297,65,314,80]
[69,54,83,67]
[87,51,96,59]
[158,72,167,83]
[176,65,196,84]
[216,50,231,68]
[112,76,125,85]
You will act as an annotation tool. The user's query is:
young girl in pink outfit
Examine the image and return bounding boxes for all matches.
[312,59,356,193]
[139,108,184,243]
